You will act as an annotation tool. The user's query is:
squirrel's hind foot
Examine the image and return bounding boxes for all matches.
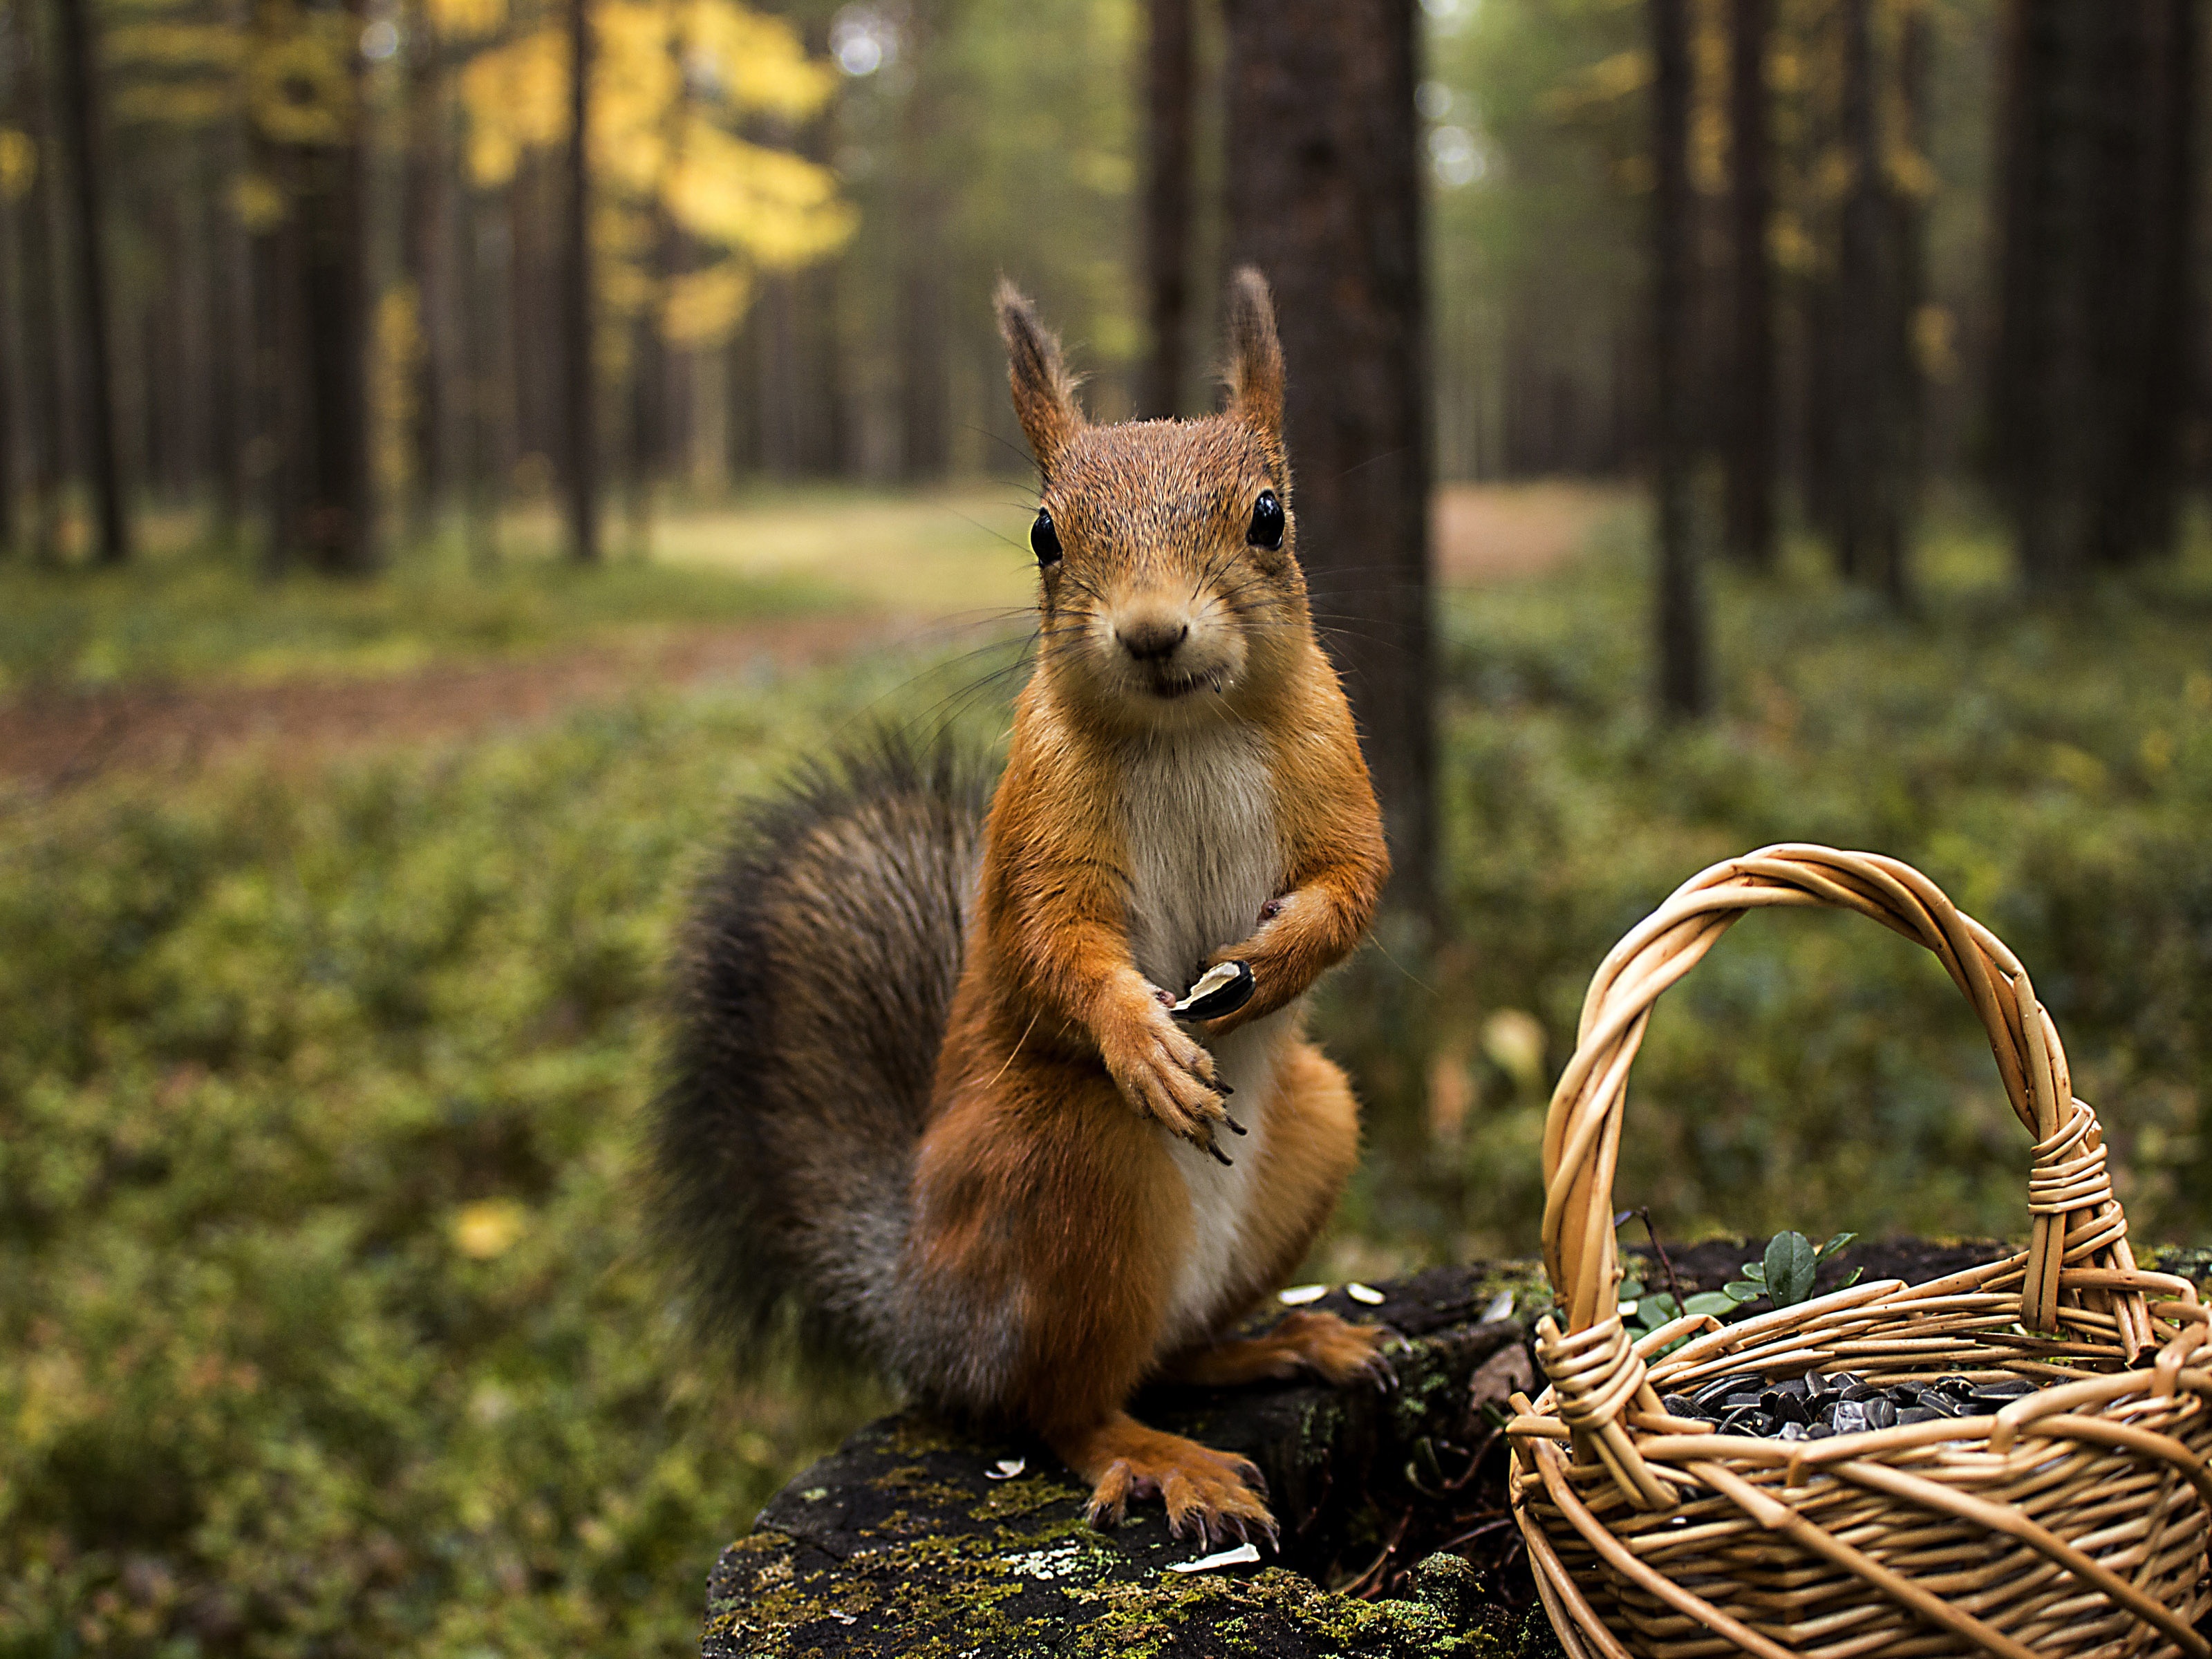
[1063,1414,1277,1548]
[1170,1310,1396,1394]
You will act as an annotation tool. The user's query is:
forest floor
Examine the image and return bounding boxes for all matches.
[0,481,1623,794]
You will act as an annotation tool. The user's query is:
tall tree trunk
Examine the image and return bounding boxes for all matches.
[1651,0,1707,717]
[561,0,599,561]
[205,142,248,543]
[403,0,453,544]
[459,180,502,567]
[0,47,20,556]
[1221,0,1433,913]
[1833,0,1893,594]
[1991,1,2182,589]
[51,0,128,562]
[20,1,66,564]
[2118,0,2197,565]
[1722,0,1774,570]
[1139,0,1194,419]
[897,9,950,482]
[1882,1,1932,603]
[294,3,374,576]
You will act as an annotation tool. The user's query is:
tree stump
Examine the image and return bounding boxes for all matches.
[699,1244,2212,1657]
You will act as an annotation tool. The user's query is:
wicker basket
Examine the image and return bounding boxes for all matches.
[1506,845,2212,1659]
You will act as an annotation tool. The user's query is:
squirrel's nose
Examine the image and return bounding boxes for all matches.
[1116,617,1190,663]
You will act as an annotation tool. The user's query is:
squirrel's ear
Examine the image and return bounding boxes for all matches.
[995,279,1083,474]
[1222,267,1284,442]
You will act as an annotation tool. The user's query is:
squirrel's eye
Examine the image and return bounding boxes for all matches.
[1031,509,1062,567]
[1248,489,1284,551]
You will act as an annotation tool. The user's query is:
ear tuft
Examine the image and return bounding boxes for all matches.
[1222,267,1284,441]
[995,278,1084,474]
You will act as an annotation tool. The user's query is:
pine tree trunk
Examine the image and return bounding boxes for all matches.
[1722,0,1774,570]
[897,7,950,482]
[2118,0,2196,565]
[1221,0,1433,912]
[1833,0,1886,590]
[0,50,20,556]
[18,2,63,565]
[294,11,374,576]
[403,1,453,543]
[561,0,600,561]
[50,0,128,563]
[458,180,502,567]
[1991,0,2181,589]
[1651,0,1707,717]
[1140,0,1194,419]
[205,143,247,542]
[1881,2,1931,606]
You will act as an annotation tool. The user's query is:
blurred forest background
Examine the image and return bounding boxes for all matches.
[6,0,2212,1653]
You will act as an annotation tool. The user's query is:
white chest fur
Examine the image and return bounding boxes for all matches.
[1117,727,1293,1351]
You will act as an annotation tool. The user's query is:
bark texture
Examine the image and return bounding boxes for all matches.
[1992,0,2202,589]
[1723,0,1774,572]
[1650,0,1707,717]
[52,0,129,563]
[562,0,600,562]
[1221,0,1434,913]
[1140,0,1194,420]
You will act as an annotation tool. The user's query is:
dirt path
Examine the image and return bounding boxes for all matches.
[1,485,1620,796]
[0,613,912,797]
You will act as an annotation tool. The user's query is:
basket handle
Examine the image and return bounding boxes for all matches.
[1541,845,2148,1351]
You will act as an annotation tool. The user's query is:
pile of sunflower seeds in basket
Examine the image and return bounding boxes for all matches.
[1660,1371,2041,1440]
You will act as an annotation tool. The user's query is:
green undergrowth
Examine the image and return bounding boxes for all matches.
[1335,512,2212,1264]
[0,538,845,692]
[0,651,999,1656]
[8,507,2212,1653]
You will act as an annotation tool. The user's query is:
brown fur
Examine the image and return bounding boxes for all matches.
[907,270,1391,1541]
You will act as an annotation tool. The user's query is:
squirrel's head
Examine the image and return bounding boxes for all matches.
[995,268,1306,735]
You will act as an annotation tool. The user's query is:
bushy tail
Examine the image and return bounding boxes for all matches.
[649,731,990,1376]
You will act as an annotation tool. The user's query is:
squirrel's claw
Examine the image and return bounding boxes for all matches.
[1201,1134,1234,1168]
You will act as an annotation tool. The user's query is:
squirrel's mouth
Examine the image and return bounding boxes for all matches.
[1143,671,1219,701]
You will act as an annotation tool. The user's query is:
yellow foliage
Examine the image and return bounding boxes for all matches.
[1543,50,1650,122]
[373,285,424,502]
[233,172,287,230]
[666,123,854,268]
[451,1199,528,1260]
[106,21,245,71]
[458,26,568,187]
[679,0,833,120]
[113,82,240,127]
[248,15,355,146]
[0,131,35,203]
[661,260,751,344]
[453,0,851,342]
[426,0,507,42]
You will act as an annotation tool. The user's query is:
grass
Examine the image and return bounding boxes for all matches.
[1333,509,2212,1268]
[0,486,1041,693]
[7,490,2212,1653]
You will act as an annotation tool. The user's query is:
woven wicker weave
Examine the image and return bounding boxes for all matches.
[1506,845,2212,1659]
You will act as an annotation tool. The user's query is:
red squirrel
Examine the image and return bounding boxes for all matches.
[653,268,1392,1544]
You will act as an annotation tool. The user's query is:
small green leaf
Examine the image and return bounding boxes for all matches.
[1765,1231,1818,1307]
[1838,1266,1864,1289]
[1736,1262,1767,1284]
[1723,1280,1765,1302]
[1618,1278,1645,1301]
[1641,1293,1680,1323]
[1683,1291,1737,1318]
[1814,1231,1858,1267]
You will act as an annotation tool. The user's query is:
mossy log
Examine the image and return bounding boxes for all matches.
[700,1244,2212,1658]
[702,1262,1555,1658]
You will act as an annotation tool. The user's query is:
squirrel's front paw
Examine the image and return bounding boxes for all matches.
[1100,993,1228,1153]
